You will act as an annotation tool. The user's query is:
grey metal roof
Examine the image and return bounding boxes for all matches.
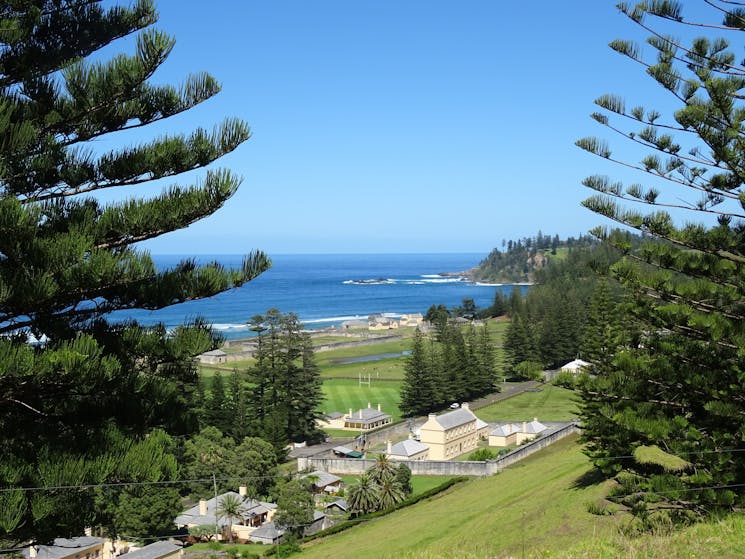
[23,537,104,559]
[174,492,276,526]
[325,411,344,419]
[345,408,391,425]
[201,349,227,357]
[325,498,349,512]
[490,423,519,437]
[433,407,477,430]
[301,470,341,488]
[120,541,181,559]
[248,521,284,541]
[389,439,429,457]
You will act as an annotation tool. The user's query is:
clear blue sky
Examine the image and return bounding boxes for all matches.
[112,1,692,255]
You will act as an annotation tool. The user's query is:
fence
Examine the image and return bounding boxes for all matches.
[297,422,581,476]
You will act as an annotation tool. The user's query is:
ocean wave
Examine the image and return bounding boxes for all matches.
[302,314,370,324]
[342,278,394,285]
[418,277,467,284]
[211,323,251,331]
[475,282,504,286]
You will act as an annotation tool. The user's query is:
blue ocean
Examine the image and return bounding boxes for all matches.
[114,253,526,340]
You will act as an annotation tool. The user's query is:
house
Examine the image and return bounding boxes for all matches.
[300,470,343,494]
[325,498,350,514]
[119,541,182,559]
[318,404,392,432]
[386,437,429,461]
[399,313,424,327]
[174,487,277,541]
[24,537,106,559]
[247,521,284,545]
[247,511,326,545]
[197,349,227,365]
[418,403,481,460]
[488,418,548,447]
[368,315,399,330]
[344,403,392,430]
[560,359,590,374]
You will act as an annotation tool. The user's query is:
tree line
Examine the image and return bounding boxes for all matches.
[400,323,498,417]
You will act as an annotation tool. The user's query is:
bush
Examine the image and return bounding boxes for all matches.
[552,370,578,389]
[468,448,497,461]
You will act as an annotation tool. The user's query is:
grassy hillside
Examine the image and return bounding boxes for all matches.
[476,384,579,421]
[300,436,613,559]
[299,436,745,558]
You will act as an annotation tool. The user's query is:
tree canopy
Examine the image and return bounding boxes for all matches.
[0,0,268,545]
[577,0,745,523]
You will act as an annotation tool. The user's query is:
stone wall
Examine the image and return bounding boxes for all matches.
[298,423,580,476]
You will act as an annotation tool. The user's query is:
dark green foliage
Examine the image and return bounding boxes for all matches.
[274,479,314,538]
[112,486,181,541]
[503,241,630,372]
[468,448,497,461]
[400,328,438,416]
[472,233,598,284]
[394,463,413,497]
[181,427,278,498]
[399,324,500,416]
[577,1,745,519]
[246,309,325,446]
[0,0,269,545]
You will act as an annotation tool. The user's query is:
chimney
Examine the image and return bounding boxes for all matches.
[29,547,37,559]
[377,403,381,411]
[199,499,208,516]
[386,440,392,454]
[239,486,247,497]
[428,413,436,420]
[522,421,527,433]
[462,402,469,410]
[408,433,413,440]
[348,408,353,418]
[533,417,538,422]
[367,402,371,408]
[359,409,363,419]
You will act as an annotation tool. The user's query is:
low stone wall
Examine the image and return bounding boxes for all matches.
[298,423,581,476]
[314,335,402,352]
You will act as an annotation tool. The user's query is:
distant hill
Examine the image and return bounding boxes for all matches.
[469,232,598,284]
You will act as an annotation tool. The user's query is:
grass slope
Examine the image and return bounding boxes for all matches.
[300,436,615,559]
[477,384,580,422]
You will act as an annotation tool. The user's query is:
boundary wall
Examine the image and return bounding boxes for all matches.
[298,422,580,476]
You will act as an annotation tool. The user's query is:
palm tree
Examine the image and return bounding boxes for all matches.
[216,494,245,543]
[346,473,378,516]
[368,453,397,484]
[376,477,406,510]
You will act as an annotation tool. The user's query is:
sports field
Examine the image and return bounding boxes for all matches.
[321,378,403,422]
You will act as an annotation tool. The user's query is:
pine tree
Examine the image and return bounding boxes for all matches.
[400,328,438,417]
[247,310,324,445]
[577,1,745,520]
[0,1,270,545]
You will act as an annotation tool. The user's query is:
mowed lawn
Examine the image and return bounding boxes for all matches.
[299,436,618,559]
[321,378,403,422]
[476,384,580,422]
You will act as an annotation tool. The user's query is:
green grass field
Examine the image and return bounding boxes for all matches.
[321,378,403,422]
[299,436,614,559]
[476,384,580,422]
[299,436,745,559]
